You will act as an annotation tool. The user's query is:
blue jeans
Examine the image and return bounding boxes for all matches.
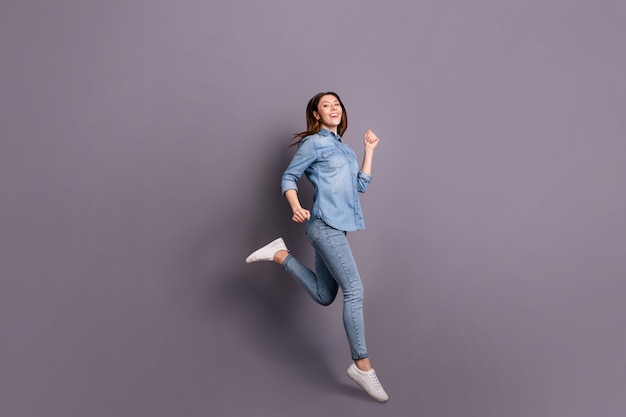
[282,218,368,360]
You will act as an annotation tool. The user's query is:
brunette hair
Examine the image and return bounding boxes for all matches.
[289,92,348,146]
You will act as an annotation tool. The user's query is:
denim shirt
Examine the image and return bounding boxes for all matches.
[281,129,372,232]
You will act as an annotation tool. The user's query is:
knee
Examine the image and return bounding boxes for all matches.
[318,293,337,306]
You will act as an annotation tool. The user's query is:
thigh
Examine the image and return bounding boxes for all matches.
[307,219,340,288]
[314,250,339,292]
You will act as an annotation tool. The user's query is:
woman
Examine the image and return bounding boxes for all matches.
[245,92,389,402]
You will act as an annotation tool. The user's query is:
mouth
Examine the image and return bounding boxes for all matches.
[330,113,339,118]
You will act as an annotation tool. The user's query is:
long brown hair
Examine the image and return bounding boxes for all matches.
[289,92,348,147]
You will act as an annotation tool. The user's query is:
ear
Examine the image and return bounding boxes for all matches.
[313,111,320,121]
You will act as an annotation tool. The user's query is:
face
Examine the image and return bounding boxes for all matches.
[313,94,343,133]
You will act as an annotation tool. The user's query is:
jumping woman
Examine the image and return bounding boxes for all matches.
[245,91,389,402]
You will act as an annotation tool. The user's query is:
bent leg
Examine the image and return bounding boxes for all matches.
[283,253,338,306]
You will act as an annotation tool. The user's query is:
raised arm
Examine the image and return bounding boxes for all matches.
[360,129,379,176]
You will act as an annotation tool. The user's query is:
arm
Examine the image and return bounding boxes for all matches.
[281,139,315,223]
[360,129,379,176]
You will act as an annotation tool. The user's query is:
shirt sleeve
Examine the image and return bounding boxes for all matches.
[281,138,317,195]
[356,171,372,193]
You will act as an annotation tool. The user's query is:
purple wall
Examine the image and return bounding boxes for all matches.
[1,1,625,416]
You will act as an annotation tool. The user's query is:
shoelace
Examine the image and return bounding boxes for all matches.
[368,371,382,390]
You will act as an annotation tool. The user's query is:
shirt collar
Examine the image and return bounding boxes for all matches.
[319,128,341,142]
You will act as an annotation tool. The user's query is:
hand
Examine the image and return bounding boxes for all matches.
[292,207,311,223]
[364,129,380,151]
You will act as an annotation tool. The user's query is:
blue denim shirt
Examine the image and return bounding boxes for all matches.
[281,129,372,232]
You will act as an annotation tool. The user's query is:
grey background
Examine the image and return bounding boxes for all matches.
[1,0,625,416]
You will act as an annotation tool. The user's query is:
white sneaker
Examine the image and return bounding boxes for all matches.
[245,238,288,263]
[347,363,389,402]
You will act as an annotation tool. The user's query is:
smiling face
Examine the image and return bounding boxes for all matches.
[313,94,343,133]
